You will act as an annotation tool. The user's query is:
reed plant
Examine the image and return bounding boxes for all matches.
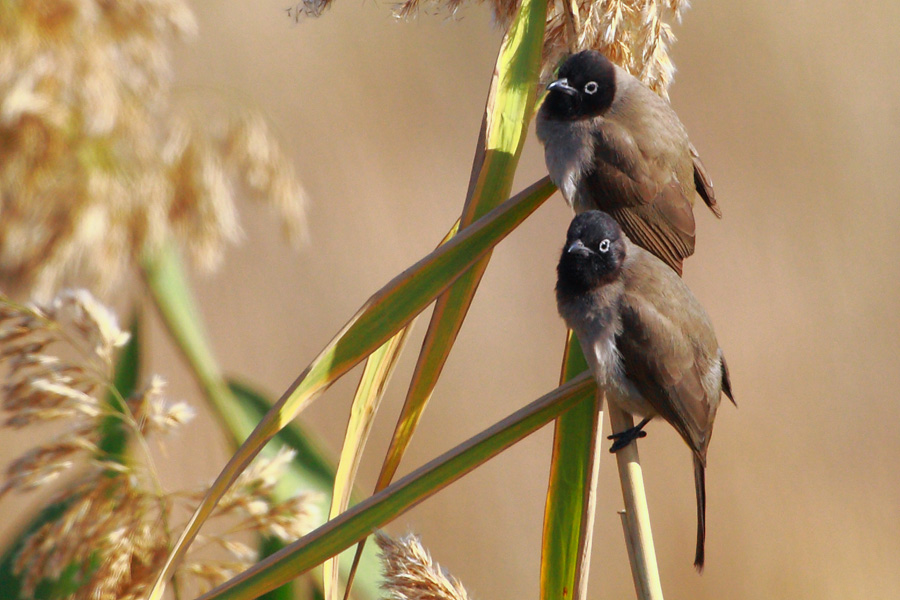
[0,1,691,598]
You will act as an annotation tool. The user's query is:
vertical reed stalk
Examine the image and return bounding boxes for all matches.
[608,403,664,600]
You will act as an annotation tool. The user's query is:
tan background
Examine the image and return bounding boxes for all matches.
[5,0,900,598]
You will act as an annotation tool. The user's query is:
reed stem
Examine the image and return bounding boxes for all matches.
[608,404,664,600]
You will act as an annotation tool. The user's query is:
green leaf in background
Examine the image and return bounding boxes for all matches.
[196,372,596,600]
[0,500,77,600]
[96,316,141,465]
[142,241,245,449]
[146,175,554,600]
[540,331,602,600]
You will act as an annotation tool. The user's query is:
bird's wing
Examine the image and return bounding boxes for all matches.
[616,290,712,457]
[689,143,721,218]
[607,200,694,276]
[584,124,695,275]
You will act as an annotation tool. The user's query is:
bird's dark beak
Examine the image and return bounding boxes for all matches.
[548,78,578,97]
[566,239,592,256]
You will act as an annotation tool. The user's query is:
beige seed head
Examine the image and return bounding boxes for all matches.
[377,532,473,600]
[1,292,321,598]
[389,0,689,99]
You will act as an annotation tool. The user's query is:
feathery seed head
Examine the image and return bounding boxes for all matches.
[377,532,473,600]
[0,292,320,597]
[389,0,687,98]
[545,0,687,97]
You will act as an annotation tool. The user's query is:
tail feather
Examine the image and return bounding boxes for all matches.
[693,453,706,570]
[720,352,736,407]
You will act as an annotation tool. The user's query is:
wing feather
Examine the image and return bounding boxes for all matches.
[616,293,712,456]
[580,123,696,275]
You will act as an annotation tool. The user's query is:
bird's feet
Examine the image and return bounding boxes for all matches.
[607,417,652,453]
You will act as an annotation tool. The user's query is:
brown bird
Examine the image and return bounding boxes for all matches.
[555,211,734,569]
[537,49,721,276]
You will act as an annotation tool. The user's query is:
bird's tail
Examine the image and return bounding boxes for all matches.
[693,453,706,570]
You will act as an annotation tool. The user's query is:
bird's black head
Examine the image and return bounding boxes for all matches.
[541,50,616,121]
[556,211,627,297]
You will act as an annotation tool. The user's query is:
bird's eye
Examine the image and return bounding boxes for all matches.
[598,239,611,253]
[584,81,599,95]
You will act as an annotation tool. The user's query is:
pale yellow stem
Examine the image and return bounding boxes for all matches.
[608,403,664,600]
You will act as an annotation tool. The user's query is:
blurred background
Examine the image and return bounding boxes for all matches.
[3,0,900,598]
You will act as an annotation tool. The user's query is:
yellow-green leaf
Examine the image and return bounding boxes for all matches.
[540,331,602,600]
[146,176,554,600]
[328,222,460,600]
[323,326,413,600]
[228,380,382,600]
[356,0,551,584]
[143,245,380,600]
[197,373,596,600]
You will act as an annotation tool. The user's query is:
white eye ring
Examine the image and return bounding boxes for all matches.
[598,239,611,252]
[584,81,599,95]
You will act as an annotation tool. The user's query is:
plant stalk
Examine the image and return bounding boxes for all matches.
[608,403,664,600]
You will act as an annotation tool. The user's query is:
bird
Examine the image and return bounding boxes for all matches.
[555,210,735,569]
[536,49,721,276]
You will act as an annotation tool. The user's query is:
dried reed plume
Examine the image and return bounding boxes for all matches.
[392,0,688,97]
[544,0,689,96]
[376,532,473,600]
[287,0,686,94]
[0,290,319,599]
[0,0,308,299]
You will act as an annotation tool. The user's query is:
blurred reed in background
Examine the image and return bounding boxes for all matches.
[0,0,306,298]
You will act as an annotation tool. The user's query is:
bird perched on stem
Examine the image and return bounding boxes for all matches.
[555,210,735,569]
[537,50,721,276]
